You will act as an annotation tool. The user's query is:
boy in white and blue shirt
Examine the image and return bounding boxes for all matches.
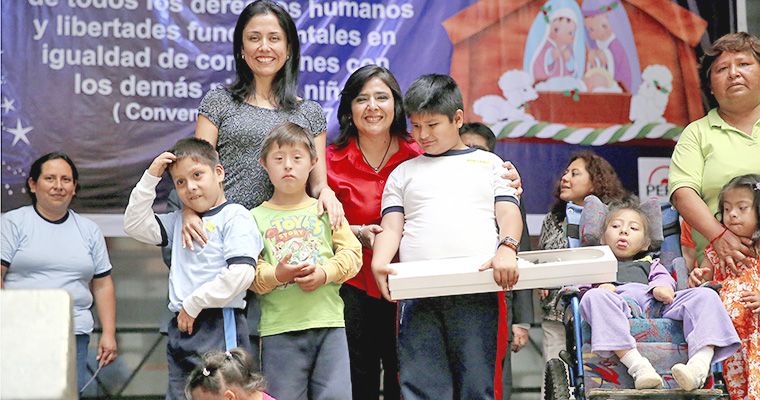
[123,137,262,400]
[372,74,523,399]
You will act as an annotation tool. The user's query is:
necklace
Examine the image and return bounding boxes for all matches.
[358,137,392,173]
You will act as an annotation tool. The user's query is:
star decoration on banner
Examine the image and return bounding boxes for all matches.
[5,119,33,146]
[2,97,15,113]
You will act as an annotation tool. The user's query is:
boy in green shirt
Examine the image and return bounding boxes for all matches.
[250,121,361,400]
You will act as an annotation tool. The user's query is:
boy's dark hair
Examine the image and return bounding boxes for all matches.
[717,174,760,244]
[460,122,496,152]
[26,152,80,205]
[169,138,220,173]
[333,64,409,148]
[260,122,317,161]
[403,74,463,121]
[185,348,266,398]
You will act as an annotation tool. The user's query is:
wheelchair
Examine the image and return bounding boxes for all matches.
[543,202,730,399]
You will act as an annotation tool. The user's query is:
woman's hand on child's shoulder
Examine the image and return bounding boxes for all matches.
[317,187,344,230]
[181,208,207,250]
[712,229,754,277]
[652,286,675,304]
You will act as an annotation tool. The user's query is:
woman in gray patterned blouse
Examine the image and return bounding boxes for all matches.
[185,0,343,246]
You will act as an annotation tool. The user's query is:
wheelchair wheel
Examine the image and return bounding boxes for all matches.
[544,358,570,400]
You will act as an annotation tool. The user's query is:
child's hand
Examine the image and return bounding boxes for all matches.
[294,267,327,292]
[357,224,383,249]
[688,266,713,288]
[653,286,675,304]
[480,249,519,290]
[274,253,313,284]
[740,291,760,313]
[177,307,196,335]
[148,152,176,178]
[371,263,397,302]
[598,283,617,293]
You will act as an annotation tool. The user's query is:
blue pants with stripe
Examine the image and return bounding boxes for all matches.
[398,292,505,400]
[166,308,251,400]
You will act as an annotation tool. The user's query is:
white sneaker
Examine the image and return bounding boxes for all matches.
[630,362,663,389]
[672,363,707,391]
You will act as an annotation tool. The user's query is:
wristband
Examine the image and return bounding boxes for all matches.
[709,226,728,246]
[355,225,366,239]
[498,236,519,253]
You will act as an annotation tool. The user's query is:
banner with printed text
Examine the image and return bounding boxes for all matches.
[1,0,710,216]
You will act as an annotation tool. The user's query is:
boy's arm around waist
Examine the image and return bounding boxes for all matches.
[321,216,362,284]
[123,171,166,245]
[182,263,256,318]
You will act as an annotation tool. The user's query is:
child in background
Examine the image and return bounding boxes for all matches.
[186,348,274,400]
[691,174,760,399]
[250,122,361,400]
[123,138,262,399]
[372,74,523,399]
[580,197,739,391]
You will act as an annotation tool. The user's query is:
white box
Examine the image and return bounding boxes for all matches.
[388,246,617,300]
[1,289,76,399]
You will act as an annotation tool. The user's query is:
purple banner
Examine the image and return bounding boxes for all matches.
[1,0,703,217]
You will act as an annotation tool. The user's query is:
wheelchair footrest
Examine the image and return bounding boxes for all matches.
[588,388,726,399]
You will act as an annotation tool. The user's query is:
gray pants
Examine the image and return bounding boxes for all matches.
[261,328,351,400]
[166,308,251,400]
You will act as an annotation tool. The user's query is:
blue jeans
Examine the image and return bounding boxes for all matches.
[76,334,90,394]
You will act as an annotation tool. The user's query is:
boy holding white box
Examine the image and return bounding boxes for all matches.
[371,74,523,399]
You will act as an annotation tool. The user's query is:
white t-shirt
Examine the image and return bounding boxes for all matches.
[381,148,519,262]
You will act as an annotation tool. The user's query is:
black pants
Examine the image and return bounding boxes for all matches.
[340,284,400,400]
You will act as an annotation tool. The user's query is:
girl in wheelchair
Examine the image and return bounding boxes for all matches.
[579,197,740,391]
[692,174,760,399]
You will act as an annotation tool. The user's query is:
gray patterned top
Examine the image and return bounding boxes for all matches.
[198,88,327,209]
[538,212,570,322]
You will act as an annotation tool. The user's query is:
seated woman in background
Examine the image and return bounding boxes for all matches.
[538,150,629,396]
[1,152,117,392]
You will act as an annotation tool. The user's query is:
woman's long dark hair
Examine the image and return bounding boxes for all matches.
[26,151,80,205]
[549,151,629,221]
[228,0,300,111]
[332,65,409,148]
